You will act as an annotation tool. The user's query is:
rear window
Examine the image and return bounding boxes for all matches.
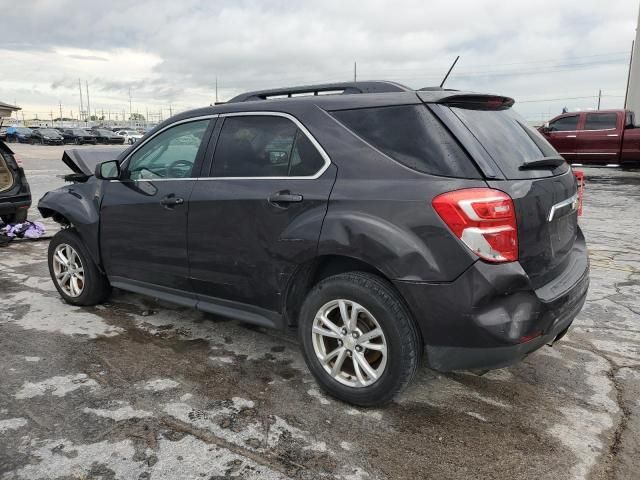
[450,107,566,179]
[0,151,15,193]
[584,113,617,130]
[332,105,480,178]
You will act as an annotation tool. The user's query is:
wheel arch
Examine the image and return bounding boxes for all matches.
[38,183,103,269]
[283,254,403,329]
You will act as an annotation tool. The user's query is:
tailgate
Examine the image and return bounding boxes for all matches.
[434,100,580,290]
[488,170,579,289]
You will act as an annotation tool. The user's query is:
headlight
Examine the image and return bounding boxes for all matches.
[44,136,50,139]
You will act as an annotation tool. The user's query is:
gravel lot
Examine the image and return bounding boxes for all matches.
[1,143,639,479]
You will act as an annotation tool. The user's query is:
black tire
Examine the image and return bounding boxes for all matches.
[74,138,81,145]
[299,272,422,407]
[47,228,111,306]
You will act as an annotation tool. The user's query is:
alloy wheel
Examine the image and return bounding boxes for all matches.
[312,299,388,388]
[52,243,85,297]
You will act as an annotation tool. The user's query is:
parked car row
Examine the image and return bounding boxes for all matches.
[1,126,143,146]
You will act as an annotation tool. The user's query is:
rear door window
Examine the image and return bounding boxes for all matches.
[584,113,617,131]
[211,116,326,177]
[332,105,480,178]
[549,116,579,132]
[450,107,567,179]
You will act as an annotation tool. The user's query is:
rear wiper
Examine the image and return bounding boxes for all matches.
[519,156,566,170]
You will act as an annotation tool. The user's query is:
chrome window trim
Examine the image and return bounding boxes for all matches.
[201,111,331,180]
[119,115,219,171]
[114,111,331,182]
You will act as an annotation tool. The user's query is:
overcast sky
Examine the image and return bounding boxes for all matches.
[0,0,638,122]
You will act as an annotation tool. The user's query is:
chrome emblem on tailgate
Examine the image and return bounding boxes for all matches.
[548,193,579,222]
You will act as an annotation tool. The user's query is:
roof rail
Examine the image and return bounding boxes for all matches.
[227,81,412,103]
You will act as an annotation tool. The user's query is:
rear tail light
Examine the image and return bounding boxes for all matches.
[13,154,23,167]
[432,188,518,263]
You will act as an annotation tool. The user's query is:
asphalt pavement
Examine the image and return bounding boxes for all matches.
[1,143,639,479]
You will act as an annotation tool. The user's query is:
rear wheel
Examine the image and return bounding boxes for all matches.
[48,229,111,306]
[299,272,421,406]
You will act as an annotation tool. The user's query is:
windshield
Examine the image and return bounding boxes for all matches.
[16,127,31,134]
[95,129,112,135]
[450,107,567,179]
[73,130,90,135]
[38,129,58,135]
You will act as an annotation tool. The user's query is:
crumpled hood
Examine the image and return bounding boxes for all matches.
[62,147,127,175]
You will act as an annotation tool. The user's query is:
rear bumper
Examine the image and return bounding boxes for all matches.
[394,230,589,371]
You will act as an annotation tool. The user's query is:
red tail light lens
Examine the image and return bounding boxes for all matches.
[432,188,518,263]
[14,154,23,166]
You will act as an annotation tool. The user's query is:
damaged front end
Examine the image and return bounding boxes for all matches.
[38,147,126,267]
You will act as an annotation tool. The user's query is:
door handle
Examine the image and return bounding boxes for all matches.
[268,191,303,206]
[160,195,184,207]
[566,135,577,138]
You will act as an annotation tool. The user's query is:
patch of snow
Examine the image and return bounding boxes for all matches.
[24,356,41,362]
[0,417,28,432]
[84,403,153,421]
[2,291,122,338]
[15,373,98,399]
[142,378,179,391]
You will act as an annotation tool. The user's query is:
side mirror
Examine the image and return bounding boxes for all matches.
[95,160,121,180]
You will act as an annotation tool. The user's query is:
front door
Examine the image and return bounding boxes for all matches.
[545,114,580,162]
[577,112,621,164]
[188,113,336,314]
[100,118,214,292]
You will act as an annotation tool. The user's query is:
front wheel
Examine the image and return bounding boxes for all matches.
[48,229,111,306]
[299,272,422,406]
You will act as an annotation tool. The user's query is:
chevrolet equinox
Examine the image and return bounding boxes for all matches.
[39,81,589,406]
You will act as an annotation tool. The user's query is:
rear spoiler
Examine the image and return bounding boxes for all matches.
[419,92,515,111]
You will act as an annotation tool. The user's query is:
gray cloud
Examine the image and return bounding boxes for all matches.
[0,0,637,121]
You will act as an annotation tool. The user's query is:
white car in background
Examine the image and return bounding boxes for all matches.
[115,130,143,145]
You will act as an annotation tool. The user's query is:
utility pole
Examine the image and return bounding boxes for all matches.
[128,88,133,127]
[625,3,640,114]
[86,81,91,123]
[597,89,602,110]
[78,79,84,122]
[354,62,357,82]
[215,77,218,103]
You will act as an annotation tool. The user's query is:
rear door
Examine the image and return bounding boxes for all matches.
[188,113,336,315]
[437,103,580,290]
[100,117,215,293]
[545,115,580,162]
[577,112,621,164]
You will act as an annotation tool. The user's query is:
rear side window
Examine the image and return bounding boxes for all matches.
[332,105,480,178]
[212,116,325,177]
[584,113,617,130]
[451,107,565,179]
[549,116,579,132]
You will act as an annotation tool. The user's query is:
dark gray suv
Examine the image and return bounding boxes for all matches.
[39,81,589,406]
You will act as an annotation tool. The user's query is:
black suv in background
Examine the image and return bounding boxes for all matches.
[39,81,588,406]
[31,128,64,145]
[91,128,126,145]
[62,129,98,145]
[0,140,31,223]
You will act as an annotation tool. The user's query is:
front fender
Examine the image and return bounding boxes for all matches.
[38,179,104,268]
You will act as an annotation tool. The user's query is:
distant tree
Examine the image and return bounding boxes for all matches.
[129,113,145,121]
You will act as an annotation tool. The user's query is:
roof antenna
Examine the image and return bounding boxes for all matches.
[440,56,460,88]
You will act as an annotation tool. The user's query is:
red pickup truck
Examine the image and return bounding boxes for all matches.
[540,109,640,167]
